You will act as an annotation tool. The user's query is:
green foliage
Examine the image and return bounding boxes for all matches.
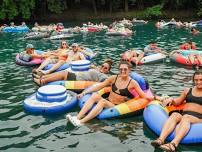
[18,0,35,19]
[0,0,35,20]
[143,4,163,18]
[0,0,18,20]
[197,0,202,17]
[47,0,65,14]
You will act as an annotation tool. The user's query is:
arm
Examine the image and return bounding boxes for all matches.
[78,76,115,98]
[79,47,92,57]
[79,52,86,60]
[162,88,188,106]
[129,80,154,100]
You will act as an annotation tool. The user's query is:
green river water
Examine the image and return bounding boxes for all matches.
[0,22,202,152]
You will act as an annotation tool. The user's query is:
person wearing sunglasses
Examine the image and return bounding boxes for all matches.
[65,43,86,63]
[151,69,202,152]
[33,59,113,86]
[33,41,70,75]
[66,60,154,127]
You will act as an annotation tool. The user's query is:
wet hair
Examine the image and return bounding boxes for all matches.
[188,40,193,45]
[150,41,157,44]
[103,58,113,71]
[119,60,132,69]
[193,69,202,82]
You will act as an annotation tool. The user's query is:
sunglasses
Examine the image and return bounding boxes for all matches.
[119,68,128,72]
[62,43,67,45]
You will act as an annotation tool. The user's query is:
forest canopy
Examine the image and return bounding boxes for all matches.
[0,0,202,21]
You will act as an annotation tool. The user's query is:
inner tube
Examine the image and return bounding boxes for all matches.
[139,53,167,65]
[48,81,97,93]
[106,31,132,36]
[2,26,29,33]
[23,85,77,115]
[170,50,202,66]
[43,63,70,71]
[70,60,91,71]
[49,33,74,40]
[143,101,202,144]
[24,32,50,40]
[79,72,152,119]
[15,50,44,66]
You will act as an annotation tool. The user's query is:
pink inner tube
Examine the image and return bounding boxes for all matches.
[16,54,43,66]
[88,27,99,32]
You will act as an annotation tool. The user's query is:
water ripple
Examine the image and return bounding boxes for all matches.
[0,22,202,151]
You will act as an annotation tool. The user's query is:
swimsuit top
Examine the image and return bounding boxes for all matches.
[111,75,134,99]
[185,88,202,105]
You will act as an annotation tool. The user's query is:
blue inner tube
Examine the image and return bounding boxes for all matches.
[2,26,29,33]
[43,63,70,72]
[23,89,78,115]
[143,102,202,144]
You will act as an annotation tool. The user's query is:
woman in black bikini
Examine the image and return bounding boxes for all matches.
[66,60,154,126]
[151,69,202,152]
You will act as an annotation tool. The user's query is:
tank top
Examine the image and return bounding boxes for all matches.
[185,88,202,105]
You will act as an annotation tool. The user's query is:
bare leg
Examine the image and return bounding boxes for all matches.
[130,52,145,65]
[188,54,195,65]
[171,114,202,146]
[33,70,68,85]
[77,93,101,120]
[158,113,182,142]
[196,55,202,65]
[35,58,52,72]
[80,99,114,123]
[41,60,65,75]
[40,70,68,85]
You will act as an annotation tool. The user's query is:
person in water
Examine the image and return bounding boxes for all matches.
[66,60,154,127]
[144,41,163,54]
[151,69,202,152]
[23,44,51,60]
[33,59,113,86]
[121,49,144,65]
[32,41,70,75]
[180,40,196,50]
[191,27,200,35]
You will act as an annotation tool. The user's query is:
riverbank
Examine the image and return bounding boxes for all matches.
[36,9,199,23]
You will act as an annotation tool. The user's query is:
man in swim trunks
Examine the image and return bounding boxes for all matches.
[33,59,113,86]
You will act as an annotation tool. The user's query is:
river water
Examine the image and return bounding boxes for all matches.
[0,22,202,152]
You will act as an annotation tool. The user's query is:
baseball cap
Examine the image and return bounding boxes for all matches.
[26,44,34,49]
[72,43,78,47]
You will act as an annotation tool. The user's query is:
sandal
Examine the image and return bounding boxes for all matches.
[151,138,164,147]
[67,114,83,127]
[33,78,43,86]
[32,68,38,74]
[160,142,177,152]
[32,73,42,79]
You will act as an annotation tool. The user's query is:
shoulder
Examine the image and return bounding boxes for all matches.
[183,88,191,95]
[107,75,117,82]
[130,79,139,86]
